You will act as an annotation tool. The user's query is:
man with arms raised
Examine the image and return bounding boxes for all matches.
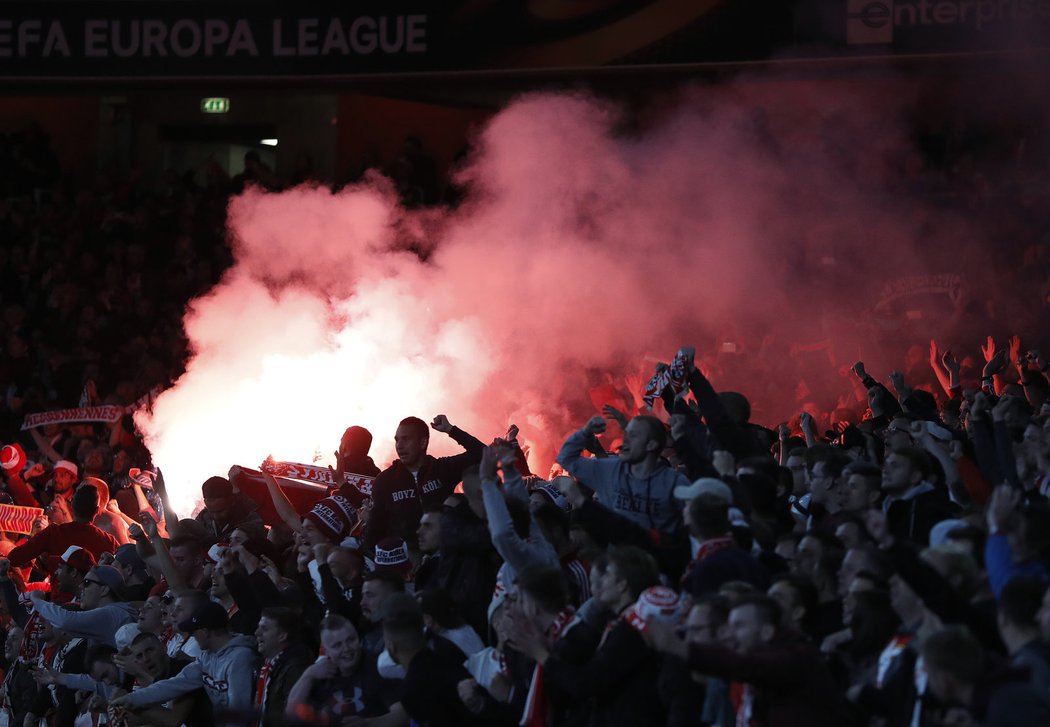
[557,413,687,540]
[365,415,483,550]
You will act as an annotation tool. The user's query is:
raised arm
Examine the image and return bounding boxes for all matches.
[555,416,609,485]
[262,471,303,532]
[928,340,954,398]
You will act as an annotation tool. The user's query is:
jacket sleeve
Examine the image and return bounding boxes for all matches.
[4,475,40,508]
[317,564,360,622]
[7,527,52,568]
[502,467,529,503]
[0,579,29,627]
[992,420,1024,490]
[575,499,655,551]
[125,661,204,708]
[556,430,614,499]
[986,533,1050,599]
[969,413,1004,486]
[686,369,748,459]
[364,476,389,549]
[435,426,485,485]
[225,569,266,633]
[482,480,556,575]
[31,600,128,646]
[225,648,258,713]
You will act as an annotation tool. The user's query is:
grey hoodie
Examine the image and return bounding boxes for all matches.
[32,599,137,648]
[481,467,559,583]
[124,633,258,715]
[557,428,686,537]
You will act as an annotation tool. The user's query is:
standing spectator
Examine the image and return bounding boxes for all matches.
[382,592,480,726]
[27,565,136,648]
[998,577,1050,692]
[557,414,687,539]
[516,546,666,727]
[882,447,957,547]
[8,485,119,567]
[286,615,390,723]
[195,476,264,545]
[113,601,258,719]
[365,415,484,550]
[0,626,37,727]
[648,594,856,726]
[254,607,314,726]
[922,625,1050,726]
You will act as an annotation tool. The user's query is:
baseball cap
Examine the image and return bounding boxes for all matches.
[86,565,125,598]
[178,601,229,632]
[59,546,96,574]
[532,482,570,511]
[673,477,733,504]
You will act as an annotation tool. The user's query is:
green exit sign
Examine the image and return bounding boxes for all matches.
[200,97,230,114]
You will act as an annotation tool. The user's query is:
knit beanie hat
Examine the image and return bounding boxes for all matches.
[628,586,683,633]
[304,494,358,543]
[372,537,411,576]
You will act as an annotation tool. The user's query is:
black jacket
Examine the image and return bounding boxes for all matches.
[542,617,665,727]
[365,426,483,549]
[433,499,500,638]
[885,485,958,548]
[3,659,39,727]
[261,642,314,726]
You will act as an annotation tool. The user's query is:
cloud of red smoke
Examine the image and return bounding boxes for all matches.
[136,81,1011,516]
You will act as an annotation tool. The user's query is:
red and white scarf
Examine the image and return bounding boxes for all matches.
[681,535,735,587]
[520,608,578,727]
[21,386,161,431]
[260,457,374,496]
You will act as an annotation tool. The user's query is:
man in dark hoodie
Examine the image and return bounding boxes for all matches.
[194,476,264,546]
[365,414,484,550]
[337,426,380,480]
[881,446,957,547]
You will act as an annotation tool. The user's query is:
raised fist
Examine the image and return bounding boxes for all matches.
[583,416,607,436]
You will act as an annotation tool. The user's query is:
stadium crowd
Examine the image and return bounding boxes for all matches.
[0,118,1050,727]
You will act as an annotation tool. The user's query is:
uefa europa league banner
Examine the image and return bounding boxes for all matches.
[0,0,1045,80]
